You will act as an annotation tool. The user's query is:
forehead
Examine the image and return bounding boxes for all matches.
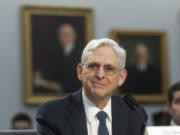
[13,121,30,128]
[173,90,180,99]
[59,25,74,33]
[86,45,119,65]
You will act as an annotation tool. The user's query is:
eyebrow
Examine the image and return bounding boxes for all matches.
[88,62,117,67]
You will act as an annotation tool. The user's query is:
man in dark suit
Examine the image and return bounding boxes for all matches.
[36,38,148,135]
[167,81,180,126]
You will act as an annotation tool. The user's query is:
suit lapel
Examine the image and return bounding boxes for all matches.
[112,95,128,135]
[67,91,129,135]
[67,90,88,135]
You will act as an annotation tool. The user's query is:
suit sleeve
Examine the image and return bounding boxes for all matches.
[36,104,59,135]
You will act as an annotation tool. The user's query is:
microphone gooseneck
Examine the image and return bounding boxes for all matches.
[123,94,147,125]
[123,94,138,110]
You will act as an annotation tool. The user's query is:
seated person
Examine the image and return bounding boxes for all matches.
[36,38,148,135]
[167,81,180,125]
[11,113,32,129]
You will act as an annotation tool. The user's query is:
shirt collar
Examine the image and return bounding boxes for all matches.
[63,44,75,56]
[170,119,179,126]
[82,88,112,123]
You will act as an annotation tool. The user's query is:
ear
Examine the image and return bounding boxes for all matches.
[77,64,83,81]
[118,69,127,86]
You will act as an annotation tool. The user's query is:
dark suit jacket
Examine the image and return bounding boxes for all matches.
[36,90,147,135]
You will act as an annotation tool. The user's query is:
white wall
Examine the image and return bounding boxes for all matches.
[0,0,180,129]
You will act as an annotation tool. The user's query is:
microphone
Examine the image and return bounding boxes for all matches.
[123,94,147,126]
[123,94,138,110]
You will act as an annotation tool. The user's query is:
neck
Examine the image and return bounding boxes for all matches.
[84,91,111,109]
[94,98,110,109]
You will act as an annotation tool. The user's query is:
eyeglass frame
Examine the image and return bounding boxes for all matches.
[81,62,124,76]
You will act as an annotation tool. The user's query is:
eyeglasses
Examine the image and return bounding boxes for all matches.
[83,63,122,76]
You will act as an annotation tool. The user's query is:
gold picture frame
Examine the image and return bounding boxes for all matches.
[22,5,94,104]
[111,30,168,103]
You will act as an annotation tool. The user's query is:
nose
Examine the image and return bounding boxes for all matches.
[96,66,105,80]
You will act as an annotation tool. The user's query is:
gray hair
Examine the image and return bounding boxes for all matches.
[81,38,126,69]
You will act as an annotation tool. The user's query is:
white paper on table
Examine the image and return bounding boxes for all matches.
[146,126,180,135]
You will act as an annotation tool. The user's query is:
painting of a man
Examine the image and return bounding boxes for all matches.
[23,6,94,104]
[34,23,83,93]
[110,30,168,102]
[121,42,161,94]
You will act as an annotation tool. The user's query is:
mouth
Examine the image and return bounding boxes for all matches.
[92,81,105,87]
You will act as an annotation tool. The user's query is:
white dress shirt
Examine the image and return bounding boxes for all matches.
[170,120,179,126]
[82,90,112,135]
[63,44,75,56]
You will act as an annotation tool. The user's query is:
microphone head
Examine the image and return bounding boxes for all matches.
[123,94,138,109]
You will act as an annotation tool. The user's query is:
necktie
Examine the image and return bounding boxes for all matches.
[96,111,109,135]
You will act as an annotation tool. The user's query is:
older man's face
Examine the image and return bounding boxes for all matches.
[168,90,180,125]
[77,45,127,101]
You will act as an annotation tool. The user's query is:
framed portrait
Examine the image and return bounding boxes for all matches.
[111,30,168,102]
[22,5,94,104]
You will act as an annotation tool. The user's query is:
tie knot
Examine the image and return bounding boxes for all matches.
[96,111,107,122]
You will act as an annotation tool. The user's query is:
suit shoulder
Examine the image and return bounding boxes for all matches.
[112,95,126,104]
[138,105,148,123]
[112,94,130,110]
[38,90,81,113]
[112,94,148,122]
[38,94,71,114]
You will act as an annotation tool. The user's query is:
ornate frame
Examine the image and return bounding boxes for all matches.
[111,30,168,103]
[22,5,94,104]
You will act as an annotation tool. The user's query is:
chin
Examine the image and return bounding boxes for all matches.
[93,89,109,99]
